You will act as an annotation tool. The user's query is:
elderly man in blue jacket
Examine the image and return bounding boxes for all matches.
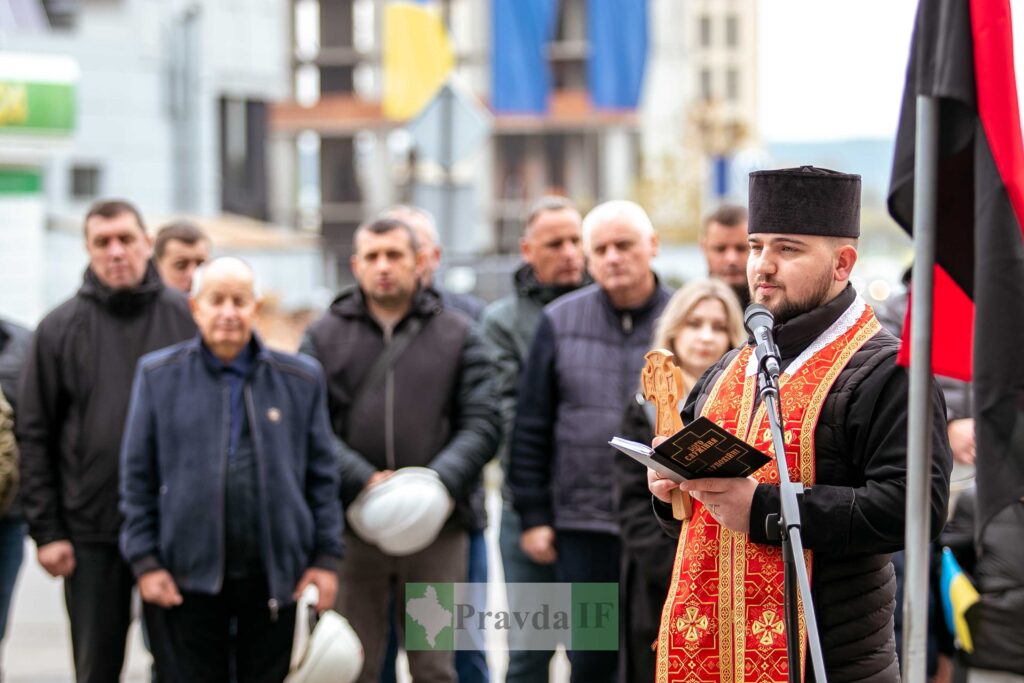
[120,257,343,683]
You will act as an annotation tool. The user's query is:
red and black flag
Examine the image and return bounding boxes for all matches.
[888,0,1024,534]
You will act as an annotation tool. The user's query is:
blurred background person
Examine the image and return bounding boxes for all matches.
[17,200,196,683]
[613,279,744,683]
[377,204,490,683]
[509,200,671,683]
[942,487,1024,683]
[0,315,31,681]
[301,217,499,683]
[480,196,587,683]
[153,221,211,294]
[383,205,485,322]
[699,205,751,308]
[120,257,342,683]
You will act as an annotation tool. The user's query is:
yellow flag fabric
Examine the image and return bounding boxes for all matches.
[382,2,455,121]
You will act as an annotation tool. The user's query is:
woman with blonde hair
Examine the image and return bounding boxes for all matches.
[649,278,746,394]
[613,278,746,683]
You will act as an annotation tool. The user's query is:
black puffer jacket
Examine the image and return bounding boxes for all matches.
[17,264,196,545]
[300,286,500,532]
[655,285,953,682]
[942,488,1024,675]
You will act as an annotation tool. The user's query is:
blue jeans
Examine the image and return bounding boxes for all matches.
[499,505,557,683]
[455,529,489,683]
[0,518,25,641]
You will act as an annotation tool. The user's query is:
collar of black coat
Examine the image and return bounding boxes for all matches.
[513,263,592,307]
[78,260,166,317]
[328,283,444,321]
[766,283,857,365]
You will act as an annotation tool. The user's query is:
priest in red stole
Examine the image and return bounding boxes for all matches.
[648,167,952,683]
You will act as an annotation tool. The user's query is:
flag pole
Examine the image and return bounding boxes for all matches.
[903,93,939,683]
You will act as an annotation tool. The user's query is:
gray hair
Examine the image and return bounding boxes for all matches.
[190,256,261,299]
[581,199,655,250]
[380,205,439,246]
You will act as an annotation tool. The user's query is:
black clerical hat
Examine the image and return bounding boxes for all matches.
[748,166,861,238]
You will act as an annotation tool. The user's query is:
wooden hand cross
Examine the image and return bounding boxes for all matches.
[641,349,692,521]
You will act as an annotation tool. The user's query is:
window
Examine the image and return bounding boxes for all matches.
[42,0,78,30]
[700,68,713,101]
[726,15,739,48]
[219,97,268,219]
[726,68,739,101]
[699,16,712,48]
[70,165,100,199]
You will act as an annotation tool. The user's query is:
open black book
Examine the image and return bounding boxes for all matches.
[610,416,771,483]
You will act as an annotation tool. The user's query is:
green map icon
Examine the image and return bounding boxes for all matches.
[405,583,455,651]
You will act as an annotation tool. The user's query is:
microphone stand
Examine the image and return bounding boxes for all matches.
[754,344,828,683]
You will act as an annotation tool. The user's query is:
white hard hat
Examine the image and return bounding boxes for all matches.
[346,467,455,556]
[286,586,364,683]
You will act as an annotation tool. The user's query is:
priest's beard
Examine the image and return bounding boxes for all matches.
[753,268,834,325]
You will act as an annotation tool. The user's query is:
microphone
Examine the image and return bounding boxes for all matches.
[744,304,782,378]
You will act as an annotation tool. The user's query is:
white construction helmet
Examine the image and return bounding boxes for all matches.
[346,467,455,556]
[285,586,364,683]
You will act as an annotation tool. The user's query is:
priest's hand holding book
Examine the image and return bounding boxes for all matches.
[612,416,770,534]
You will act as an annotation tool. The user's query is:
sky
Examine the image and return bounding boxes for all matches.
[757,0,920,143]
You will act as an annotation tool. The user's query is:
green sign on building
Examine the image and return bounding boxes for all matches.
[0,52,77,136]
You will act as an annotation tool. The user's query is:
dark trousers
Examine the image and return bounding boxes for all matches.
[64,542,134,683]
[499,504,558,683]
[0,519,25,641]
[554,530,620,683]
[337,528,467,683]
[380,529,490,683]
[145,574,296,683]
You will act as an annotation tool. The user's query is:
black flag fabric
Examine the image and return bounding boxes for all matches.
[888,0,1024,535]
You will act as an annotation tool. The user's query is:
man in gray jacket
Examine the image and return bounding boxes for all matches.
[479,196,586,683]
[508,200,672,683]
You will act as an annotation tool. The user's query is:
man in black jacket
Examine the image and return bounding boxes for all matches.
[17,200,196,683]
[648,168,952,683]
[509,199,672,683]
[301,217,499,683]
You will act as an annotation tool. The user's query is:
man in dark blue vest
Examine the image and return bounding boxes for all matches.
[509,200,672,683]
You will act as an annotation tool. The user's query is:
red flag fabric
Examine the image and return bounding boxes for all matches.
[888,0,1024,534]
[896,267,974,382]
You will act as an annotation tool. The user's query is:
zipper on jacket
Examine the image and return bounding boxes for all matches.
[268,598,279,622]
[621,312,633,334]
[216,383,230,592]
[245,383,282,618]
[383,325,397,471]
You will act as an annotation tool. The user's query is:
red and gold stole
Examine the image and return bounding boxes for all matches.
[656,299,882,683]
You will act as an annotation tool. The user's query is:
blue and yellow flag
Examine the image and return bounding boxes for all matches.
[383,0,455,121]
[939,546,980,653]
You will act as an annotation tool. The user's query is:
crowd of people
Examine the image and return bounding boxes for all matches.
[0,165,1017,683]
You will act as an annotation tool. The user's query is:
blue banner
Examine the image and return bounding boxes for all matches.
[586,0,648,109]
[491,0,558,113]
